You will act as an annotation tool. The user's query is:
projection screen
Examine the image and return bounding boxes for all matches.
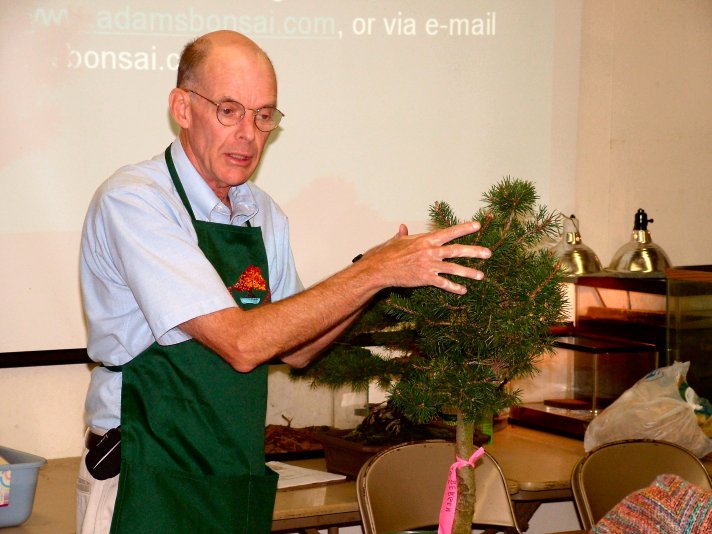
[0,0,581,354]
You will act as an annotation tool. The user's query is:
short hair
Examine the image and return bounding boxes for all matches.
[176,36,212,89]
[175,33,277,92]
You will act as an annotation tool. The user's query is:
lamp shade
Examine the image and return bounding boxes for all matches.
[608,209,671,275]
[552,215,602,276]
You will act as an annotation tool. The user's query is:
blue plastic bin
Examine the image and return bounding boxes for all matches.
[0,445,47,527]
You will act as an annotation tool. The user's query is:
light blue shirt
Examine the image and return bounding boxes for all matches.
[80,140,303,429]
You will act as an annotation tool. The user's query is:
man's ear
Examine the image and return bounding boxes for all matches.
[169,88,191,129]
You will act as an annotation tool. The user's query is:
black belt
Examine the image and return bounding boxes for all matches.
[85,431,104,450]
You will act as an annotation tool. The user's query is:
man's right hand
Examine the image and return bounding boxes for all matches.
[354,221,491,295]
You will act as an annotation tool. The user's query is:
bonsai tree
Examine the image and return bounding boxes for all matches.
[294,177,567,533]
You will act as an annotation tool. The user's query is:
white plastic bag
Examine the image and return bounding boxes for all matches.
[584,361,712,458]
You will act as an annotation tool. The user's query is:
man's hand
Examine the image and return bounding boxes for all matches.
[355,222,491,295]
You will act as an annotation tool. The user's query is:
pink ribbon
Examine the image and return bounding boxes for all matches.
[438,447,486,534]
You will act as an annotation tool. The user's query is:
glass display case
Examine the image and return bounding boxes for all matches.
[555,334,658,411]
[574,275,667,350]
[667,265,712,400]
[510,275,665,437]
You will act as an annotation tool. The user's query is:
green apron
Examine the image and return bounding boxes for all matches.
[109,147,277,533]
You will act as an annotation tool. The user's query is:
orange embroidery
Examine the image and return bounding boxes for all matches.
[229,265,271,305]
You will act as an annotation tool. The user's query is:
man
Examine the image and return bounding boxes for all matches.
[77,30,491,533]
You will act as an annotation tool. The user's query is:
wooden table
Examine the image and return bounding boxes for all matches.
[486,424,585,501]
[485,425,585,531]
[9,424,707,533]
[272,460,360,533]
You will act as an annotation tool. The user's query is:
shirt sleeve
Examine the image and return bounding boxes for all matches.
[271,227,304,302]
[88,177,237,345]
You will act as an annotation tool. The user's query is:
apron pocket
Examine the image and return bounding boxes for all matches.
[110,461,278,534]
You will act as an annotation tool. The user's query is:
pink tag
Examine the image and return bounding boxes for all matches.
[438,447,485,534]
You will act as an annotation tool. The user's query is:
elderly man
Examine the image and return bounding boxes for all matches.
[77,30,490,533]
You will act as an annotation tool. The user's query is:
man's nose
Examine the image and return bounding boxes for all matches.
[234,111,258,140]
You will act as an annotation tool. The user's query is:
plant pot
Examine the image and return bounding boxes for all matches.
[316,425,491,478]
[316,429,388,478]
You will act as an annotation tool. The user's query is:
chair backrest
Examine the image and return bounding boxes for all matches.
[571,439,712,530]
[356,440,521,534]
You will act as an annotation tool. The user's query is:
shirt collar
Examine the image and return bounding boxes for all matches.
[169,139,258,225]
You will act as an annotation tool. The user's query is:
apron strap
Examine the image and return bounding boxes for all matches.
[164,145,197,222]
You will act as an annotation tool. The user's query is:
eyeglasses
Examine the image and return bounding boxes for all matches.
[185,89,284,132]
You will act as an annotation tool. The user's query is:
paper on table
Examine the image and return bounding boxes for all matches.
[267,461,346,490]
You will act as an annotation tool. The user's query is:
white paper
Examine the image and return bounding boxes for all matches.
[267,461,346,490]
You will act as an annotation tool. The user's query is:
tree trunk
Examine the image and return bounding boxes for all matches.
[451,412,476,534]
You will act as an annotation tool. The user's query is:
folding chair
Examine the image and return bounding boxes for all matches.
[571,439,712,530]
[357,440,521,533]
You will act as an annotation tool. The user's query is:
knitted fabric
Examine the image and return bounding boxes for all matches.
[592,474,712,534]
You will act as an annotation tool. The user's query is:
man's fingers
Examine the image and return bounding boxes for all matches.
[406,221,490,259]
[439,244,491,260]
[358,221,491,295]
[427,264,486,295]
[439,263,486,281]
[430,221,482,245]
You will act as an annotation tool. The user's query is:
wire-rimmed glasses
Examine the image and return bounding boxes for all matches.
[185,89,284,132]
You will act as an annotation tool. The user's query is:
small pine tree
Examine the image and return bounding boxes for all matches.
[294,177,567,533]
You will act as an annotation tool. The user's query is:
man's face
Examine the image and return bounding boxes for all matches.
[180,46,277,199]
